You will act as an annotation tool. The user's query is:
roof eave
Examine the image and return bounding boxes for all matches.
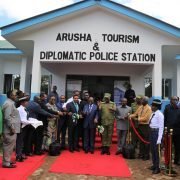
[0,49,23,55]
[102,0,180,38]
[0,0,96,36]
[1,0,179,38]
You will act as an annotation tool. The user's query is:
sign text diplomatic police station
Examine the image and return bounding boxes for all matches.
[40,33,156,62]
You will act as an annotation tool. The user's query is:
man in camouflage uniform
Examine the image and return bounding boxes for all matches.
[99,93,116,155]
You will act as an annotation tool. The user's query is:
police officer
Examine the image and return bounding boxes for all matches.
[99,93,116,155]
[149,99,164,174]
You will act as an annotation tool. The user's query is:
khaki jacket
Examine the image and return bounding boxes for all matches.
[2,98,21,133]
[130,104,152,124]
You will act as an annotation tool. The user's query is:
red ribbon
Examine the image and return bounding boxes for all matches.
[129,118,150,144]
[164,133,169,166]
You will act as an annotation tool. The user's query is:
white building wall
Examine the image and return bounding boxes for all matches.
[0,59,4,93]
[5,7,180,97]
[42,63,148,96]
[3,59,21,74]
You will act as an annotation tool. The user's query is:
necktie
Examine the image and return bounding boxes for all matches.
[74,103,79,113]
[25,108,29,120]
[89,104,93,112]
[149,113,155,125]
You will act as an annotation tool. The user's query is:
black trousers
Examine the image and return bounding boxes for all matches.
[16,126,28,157]
[34,125,44,153]
[84,126,96,151]
[150,129,159,169]
[173,133,180,163]
[68,124,78,150]
[57,117,67,147]
[77,119,84,147]
[24,125,35,154]
[139,124,150,158]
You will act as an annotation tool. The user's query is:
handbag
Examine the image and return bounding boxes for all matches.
[49,117,61,156]
[122,118,135,159]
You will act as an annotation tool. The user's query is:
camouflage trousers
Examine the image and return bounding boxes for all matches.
[102,124,114,147]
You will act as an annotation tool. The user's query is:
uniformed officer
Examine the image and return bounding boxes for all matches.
[99,93,116,155]
[148,99,164,174]
[16,96,30,162]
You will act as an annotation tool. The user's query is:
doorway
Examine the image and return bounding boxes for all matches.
[66,75,129,102]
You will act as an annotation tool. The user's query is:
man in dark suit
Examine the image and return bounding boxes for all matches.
[47,85,60,104]
[66,94,81,152]
[83,97,98,154]
[124,83,136,107]
[56,95,67,150]
[79,92,89,149]
[164,96,180,165]
[26,96,54,155]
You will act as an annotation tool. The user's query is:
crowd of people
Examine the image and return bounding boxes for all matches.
[1,84,180,175]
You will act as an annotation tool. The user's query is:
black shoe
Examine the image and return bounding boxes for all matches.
[77,144,82,148]
[61,146,66,150]
[115,150,122,155]
[152,169,160,174]
[10,161,16,165]
[34,151,44,155]
[106,148,110,155]
[90,150,94,154]
[16,156,24,162]
[84,150,88,154]
[174,160,180,165]
[148,166,156,170]
[74,148,80,152]
[101,147,105,155]
[25,152,33,156]
[69,147,74,153]
[137,154,144,159]
[143,156,150,161]
[2,164,16,168]
[22,155,28,159]
[42,149,49,152]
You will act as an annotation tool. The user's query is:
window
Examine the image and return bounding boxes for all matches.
[40,75,51,94]
[3,74,20,94]
[144,77,172,99]
[145,77,152,98]
[162,79,171,99]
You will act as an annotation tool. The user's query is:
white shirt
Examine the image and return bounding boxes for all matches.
[62,97,81,108]
[149,110,164,144]
[17,105,30,127]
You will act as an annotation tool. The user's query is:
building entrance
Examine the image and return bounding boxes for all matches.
[66,75,129,102]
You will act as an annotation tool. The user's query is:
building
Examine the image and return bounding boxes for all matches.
[0,0,180,106]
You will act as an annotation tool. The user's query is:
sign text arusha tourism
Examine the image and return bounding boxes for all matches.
[40,33,156,62]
